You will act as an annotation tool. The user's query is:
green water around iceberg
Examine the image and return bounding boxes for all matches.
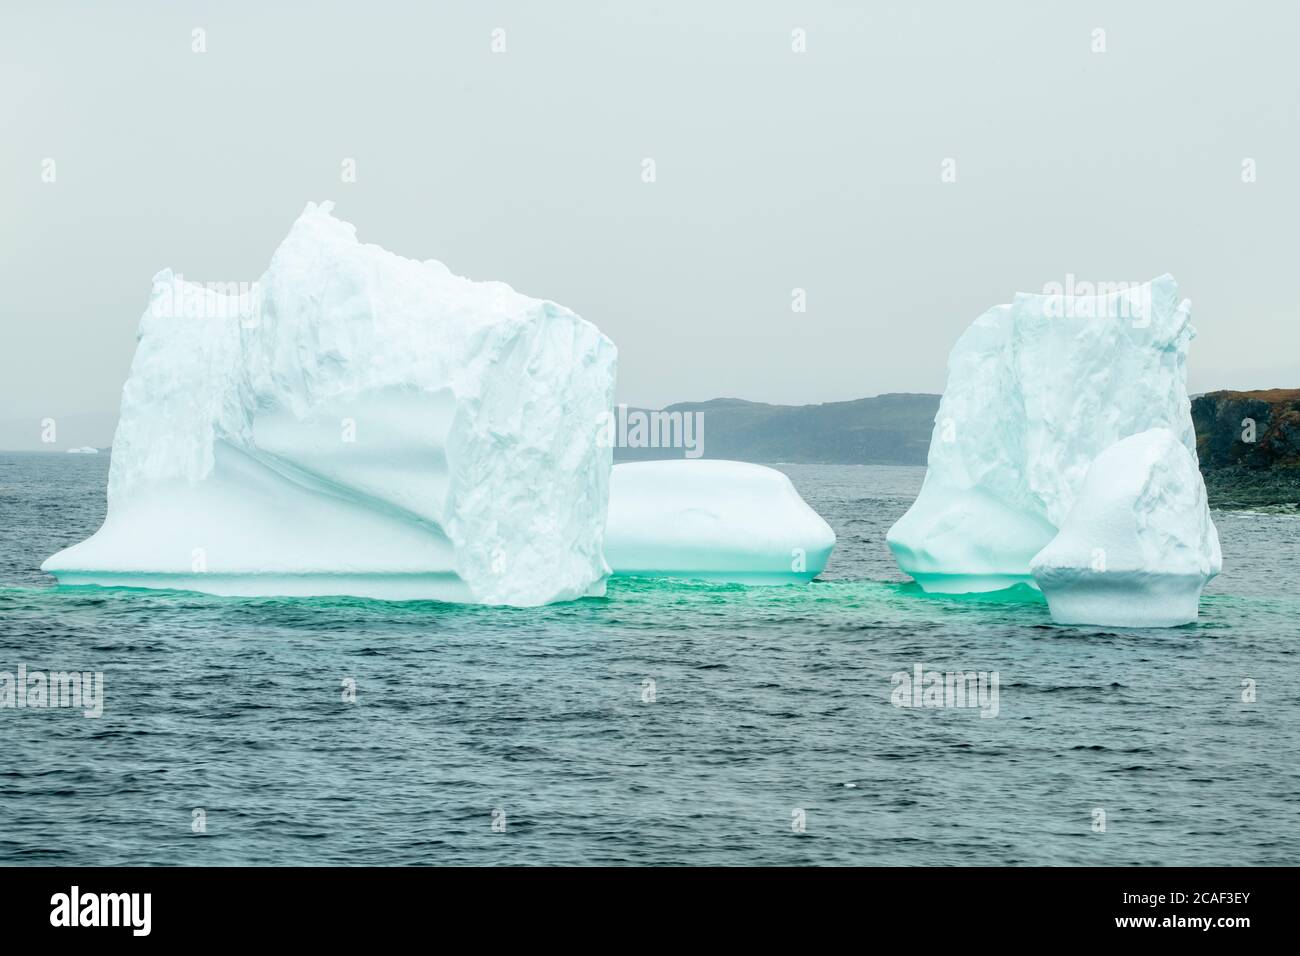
[1,456,1297,865]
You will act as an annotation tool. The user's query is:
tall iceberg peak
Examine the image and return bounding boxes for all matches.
[44,202,618,606]
[888,275,1220,625]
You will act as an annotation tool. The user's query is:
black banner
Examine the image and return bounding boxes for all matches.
[0,866,1282,941]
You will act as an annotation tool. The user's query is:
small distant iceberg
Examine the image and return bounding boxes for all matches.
[888,275,1221,626]
[66,447,99,454]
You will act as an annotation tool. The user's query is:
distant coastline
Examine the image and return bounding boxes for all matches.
[5,389,1297,510]
[612,389,1300,511]
[612,393,939,466]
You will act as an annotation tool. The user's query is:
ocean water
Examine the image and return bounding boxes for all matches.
[1,452,1297,866]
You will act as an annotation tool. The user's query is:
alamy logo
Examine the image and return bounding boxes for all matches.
[596,404,704,458]
[0,665,103,718]
[1040,274,1152,325]
[150,273,262,326]
[890,664,1000,718]
[50,886,151,936]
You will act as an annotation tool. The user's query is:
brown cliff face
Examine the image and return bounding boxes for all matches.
[1191,389,1300,510]
[1192,389,1300,471]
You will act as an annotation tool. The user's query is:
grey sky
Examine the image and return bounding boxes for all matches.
[2,0,1296,442]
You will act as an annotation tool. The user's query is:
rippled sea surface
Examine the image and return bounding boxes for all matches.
[1,452,1297,865]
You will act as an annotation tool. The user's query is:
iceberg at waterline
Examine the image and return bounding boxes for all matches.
[1030,428,1221,627]
[887,275,1221,626]
[43,202,618,606]
[605,460,835,584]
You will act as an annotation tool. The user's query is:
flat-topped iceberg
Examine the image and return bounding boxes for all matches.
[887,275,1221,625]
[605,460,835,583]
[1030,428,1222,626]
[43,202,618,606]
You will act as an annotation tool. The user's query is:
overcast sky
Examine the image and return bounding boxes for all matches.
[2,0,1296,435]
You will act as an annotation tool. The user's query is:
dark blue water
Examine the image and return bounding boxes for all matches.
[1,452,1297,865]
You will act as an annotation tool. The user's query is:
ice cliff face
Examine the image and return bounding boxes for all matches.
[1030,429,1222,626]
[888,275,1221,624]
[44,202,617,606]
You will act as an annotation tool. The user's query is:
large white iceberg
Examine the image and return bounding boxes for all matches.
[887,275,1221,624]
[605,460,835,583]
[43,202,618,606]
[1030,428,1222,626]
